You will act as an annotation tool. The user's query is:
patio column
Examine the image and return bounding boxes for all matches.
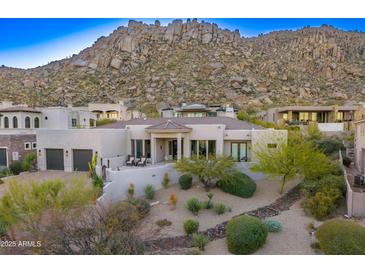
[151,136,156,164]
[177,134,182,160]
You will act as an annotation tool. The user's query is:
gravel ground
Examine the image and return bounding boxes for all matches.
[0,170,90,197]
[204,200,321,255]
[137,178,298,240]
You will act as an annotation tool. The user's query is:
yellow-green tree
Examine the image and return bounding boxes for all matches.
[251,133,333,193]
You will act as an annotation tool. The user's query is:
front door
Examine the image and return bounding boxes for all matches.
[168,139,184,160]
[231,142,247,162]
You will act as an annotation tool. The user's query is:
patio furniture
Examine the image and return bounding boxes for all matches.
[126,155,135,166]
[136,156,147,167]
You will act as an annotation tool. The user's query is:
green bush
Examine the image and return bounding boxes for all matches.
[183,219,199,235]
[155,219,172,227]
[128,198,151,218]
[144,184,155,200]
[316,219,365,254]
[185,197,203,215]
[226,215,268,254]
[192,233,209,251]
[314,138,344,155]
[96,118,117,127]
[305,187,342,220]
[9,161,23,175]
[264,219,282,232]
[213,203,231,215]
[301,175,345,196]
[21,152,37,172]
[179,174,193,190]
[342,156,352,167]
[0,178,4,185]
[0,217,7,237]
[217,171,256,198]
[91,173,103,189]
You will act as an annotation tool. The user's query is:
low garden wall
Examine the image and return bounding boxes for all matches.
[99,163,182,205]
[339,150,365,218]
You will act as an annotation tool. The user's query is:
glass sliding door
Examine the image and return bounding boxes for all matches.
[145,140,151,158]
[199,140,207,158]
[136,140,143,158]
[231,142,247,162]
[191,140,197,157]
[208,140,216,157]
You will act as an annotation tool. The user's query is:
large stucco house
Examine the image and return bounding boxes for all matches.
[36,117,287,172]
[258,105,364,132]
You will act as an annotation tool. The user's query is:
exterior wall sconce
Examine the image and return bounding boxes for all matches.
[38,149,41,156]
[65,150,69,157]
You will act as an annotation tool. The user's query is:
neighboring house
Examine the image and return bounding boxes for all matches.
[354,119,365,173]
[160,103,237,119]
[258,105,363,132]
[88,101,144,121]
[39,106,97,129]
[0,101,97,168]
[36,117,287,172]
[0,105,41,168]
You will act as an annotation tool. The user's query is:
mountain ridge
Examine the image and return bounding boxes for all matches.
[1,19,365,112]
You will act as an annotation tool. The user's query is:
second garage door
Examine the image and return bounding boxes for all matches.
[46,149,64,170]
[73,149,93,171]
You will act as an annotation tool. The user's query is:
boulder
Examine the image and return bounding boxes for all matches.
[110,58,123,70]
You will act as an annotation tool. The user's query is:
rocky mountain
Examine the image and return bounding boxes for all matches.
[1,19,365,112]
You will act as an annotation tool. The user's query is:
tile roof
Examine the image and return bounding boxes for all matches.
[97,117,264,130]
[146,119,191,131]
[0,106,41,113]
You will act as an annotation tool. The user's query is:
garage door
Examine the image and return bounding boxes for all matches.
[46,149,64,170]
[73,149,93,171]
[0,148,7,167]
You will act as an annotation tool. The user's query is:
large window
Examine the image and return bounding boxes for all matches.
[131,139,150,158]
[131,140,135,156]
[12,116,18,128]
[208,140,216,156]
[34,117,40,128]
[191,140,216,159]
[136,140,143,158]
[25,117,31,128]
[72,118,77,127]
[231,142,247,162]
[191,140,197,157]
[4,117,9,128]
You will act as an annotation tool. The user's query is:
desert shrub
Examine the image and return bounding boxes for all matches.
[201,192,214,209]
[264,219,282,232]
[316,219,365,254]
[128,183,134,199]
[155,219,172,227]
[127,198,151,218]
[305,187,342,220]
[162,173,170,189]
[226,215,268,254]
[217,171,256,198]
[185,197,203,215]
[342,156,352,167]
[192,233,209,251]
[108,201,141,231]
[91,173,103,189]
[9,161,23,175]
[144,184,155,200]
[301,175,345,196]
[21,152,37,172]
[179,174,193,190]
[0,168,12,178]
[96,118,117,127]
[183,219,199,235]
[213,203,231,215]
[313,138,344,155]
[168,193,178,208]
[0,217,7,237]
[0,178,4,185]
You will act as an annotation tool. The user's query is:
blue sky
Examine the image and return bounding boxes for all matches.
[1,18,364,69]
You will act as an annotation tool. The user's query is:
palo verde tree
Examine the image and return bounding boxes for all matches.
[251,132,333,193]
[175,156,235,190]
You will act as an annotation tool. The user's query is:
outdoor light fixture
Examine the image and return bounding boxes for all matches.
[65,150,69,157]
[38,150,41,156]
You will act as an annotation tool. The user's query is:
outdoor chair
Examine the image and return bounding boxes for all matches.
[136,156,147,167]
[126,155,135,166]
